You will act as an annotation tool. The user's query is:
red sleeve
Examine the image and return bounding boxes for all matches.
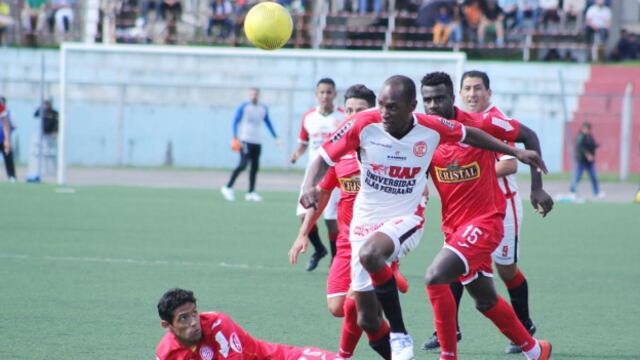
[320,112,374,166]
[0,103,6,117]
[415,113,466,144]
[461,111,520,143]
[319,166,338,191]
[298,109,313,144]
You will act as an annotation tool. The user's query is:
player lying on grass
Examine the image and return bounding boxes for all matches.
[289,84,408,360]
[419,71,553,360]
[155,288,341,360]
[300,75,548,360]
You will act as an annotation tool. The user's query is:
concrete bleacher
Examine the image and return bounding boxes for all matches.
[565,66,640,173]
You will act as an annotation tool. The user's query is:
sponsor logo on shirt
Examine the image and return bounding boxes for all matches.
[199,345,214,360]
[330,120,354,143]
[353,223,383,237]
[413,141,427,157]
[211,319,222,330]
[364,165,420,194]
[438,117,456,130]
[370,140,393,148]
[338,176,360,193]
[387,151,407,161]
[434,160,481,183]
[229,333,243,354]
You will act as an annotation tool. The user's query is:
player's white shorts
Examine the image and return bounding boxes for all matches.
[296,165,340,220]
[492,195,523,265]
[349,214,424,292]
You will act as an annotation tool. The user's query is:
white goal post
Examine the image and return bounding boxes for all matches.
[58,43,466,185]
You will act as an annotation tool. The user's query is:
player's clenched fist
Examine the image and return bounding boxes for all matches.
[299,187,319,210]
[531,189,554,217]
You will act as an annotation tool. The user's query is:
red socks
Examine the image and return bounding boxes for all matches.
[369,265,394,287]
[505,270,526,290]
[481,296,536,352]
[338,297,363,358]
[427,284,458,360]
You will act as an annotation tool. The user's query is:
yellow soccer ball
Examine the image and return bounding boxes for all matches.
[244,2,293,50]
[635,190,640,204]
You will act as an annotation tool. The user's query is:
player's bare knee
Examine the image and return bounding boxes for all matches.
[424,265,445,285]
[496,263,518,282]
[327,301,344,317]
[359,243,385,271]
[357,312,379,333]
[474,294,498,312]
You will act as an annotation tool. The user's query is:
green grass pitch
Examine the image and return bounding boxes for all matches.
[0,184,638,359]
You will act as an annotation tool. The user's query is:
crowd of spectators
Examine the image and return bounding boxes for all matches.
[0,0,636,62]
[0,0,76,46]
[415,0,616,47]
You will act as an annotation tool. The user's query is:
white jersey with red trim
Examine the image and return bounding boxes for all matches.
[319,109,466,225]
[484,105,522,207]
[298,107,344,165]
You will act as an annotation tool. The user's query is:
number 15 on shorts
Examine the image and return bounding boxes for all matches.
[458,225,483,248]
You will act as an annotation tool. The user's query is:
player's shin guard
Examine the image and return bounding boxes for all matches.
[307,225,326,253]
[366,320,391,360]
[339,297,363,359]
[505,270,532,328]
[481,296,536,353]
[328,231,338,258]
[426,284,458,360]
[370,265,407,334]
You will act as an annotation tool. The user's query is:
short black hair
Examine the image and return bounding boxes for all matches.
[317,78,336,89]
[461,70,490,90]
[384,75,416,102]
[344,84,376,107]
[421,72,454,96]
[157,288,197,323]
[0,96,5,105]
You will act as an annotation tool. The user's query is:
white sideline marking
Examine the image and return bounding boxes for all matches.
[0,253,297,272]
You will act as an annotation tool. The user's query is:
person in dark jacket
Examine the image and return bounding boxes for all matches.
[569,122,603,198]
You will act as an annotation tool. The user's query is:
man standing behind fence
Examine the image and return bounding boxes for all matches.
[221,87,279,202]
[27,99,58,182]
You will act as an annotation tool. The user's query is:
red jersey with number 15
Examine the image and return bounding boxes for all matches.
[429,107,520,235]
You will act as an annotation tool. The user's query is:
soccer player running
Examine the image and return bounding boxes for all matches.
[300,75,547,360]
[155,288,341,360]
[222,87,279,202]
[290,78,344,271]
[419,71,553,360]
[422,70,539,354]
[289,84,408,360]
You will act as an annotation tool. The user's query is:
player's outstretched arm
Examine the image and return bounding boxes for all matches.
[289,188,331,264]
[290,143,308,164]
[300,156,330,210]
[514,123,554,216]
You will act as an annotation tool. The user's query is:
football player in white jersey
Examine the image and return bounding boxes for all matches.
[290,78,345,271]
[221,88,279,202]
[300,75,547,360]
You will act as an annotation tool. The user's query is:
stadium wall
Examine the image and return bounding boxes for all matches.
[0,47,592,173]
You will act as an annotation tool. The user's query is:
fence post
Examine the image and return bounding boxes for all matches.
[619,83,633,180]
